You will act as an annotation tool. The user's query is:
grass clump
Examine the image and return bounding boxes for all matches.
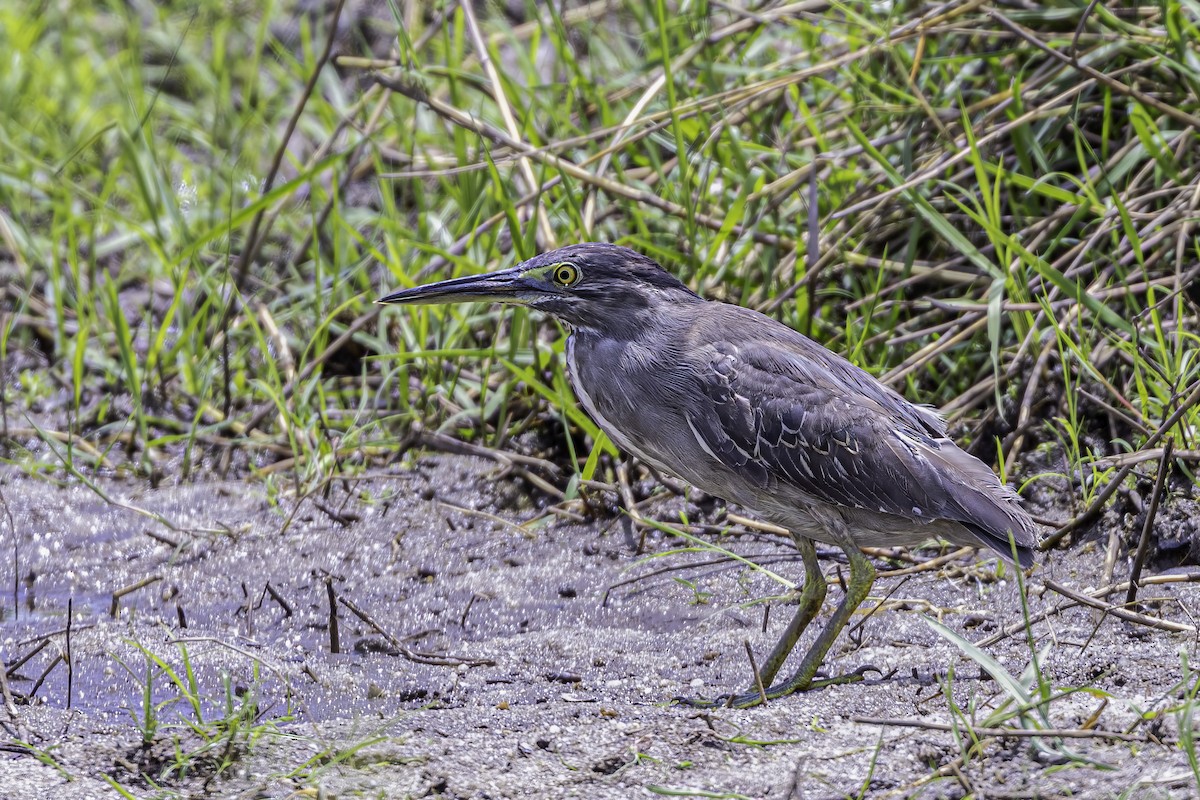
[106,637,287,793]
[0,1,1194,519]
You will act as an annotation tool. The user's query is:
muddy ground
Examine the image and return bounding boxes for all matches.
[1,453,1198,799]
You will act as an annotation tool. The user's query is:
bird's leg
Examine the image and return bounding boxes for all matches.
[766,541,875,697]
[753,535,826,687]
[675,534,827,709]
[687,535,875,709]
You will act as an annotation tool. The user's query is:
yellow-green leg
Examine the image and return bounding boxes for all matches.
[764,542,875,698]
[754,535,826,687]
[679,532,875,709]
[679,535,827,708]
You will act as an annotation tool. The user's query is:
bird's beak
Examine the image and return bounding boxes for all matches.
[376,266,533,307]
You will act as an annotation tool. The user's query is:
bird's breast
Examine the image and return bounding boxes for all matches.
[565,332,693,476]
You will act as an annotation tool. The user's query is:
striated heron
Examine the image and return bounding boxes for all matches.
[379,243,1038,707]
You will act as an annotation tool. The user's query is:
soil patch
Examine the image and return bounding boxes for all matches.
[1,455,1196,798]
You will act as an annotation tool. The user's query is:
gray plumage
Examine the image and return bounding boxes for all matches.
[380,242,1039,706]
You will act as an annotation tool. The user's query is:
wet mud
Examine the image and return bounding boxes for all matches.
[1,455,1197,799]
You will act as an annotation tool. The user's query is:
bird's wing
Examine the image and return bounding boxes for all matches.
[684,336,1036,558]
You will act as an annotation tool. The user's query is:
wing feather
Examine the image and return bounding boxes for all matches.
[685,334,1036,563]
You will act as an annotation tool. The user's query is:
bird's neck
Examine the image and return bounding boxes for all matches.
[566,304,697,370]
[562,293,704,342]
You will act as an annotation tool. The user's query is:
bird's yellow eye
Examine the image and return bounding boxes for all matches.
[551,263,580,287]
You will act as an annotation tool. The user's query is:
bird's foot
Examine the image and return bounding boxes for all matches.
[806,663,882,690]
[674,664,882,709]
[673,688,775,709]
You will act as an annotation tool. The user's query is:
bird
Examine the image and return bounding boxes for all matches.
[378,242,1039,707]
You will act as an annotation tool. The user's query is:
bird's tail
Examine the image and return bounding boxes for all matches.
[924,442,1040,569]
[961,520,1037,568]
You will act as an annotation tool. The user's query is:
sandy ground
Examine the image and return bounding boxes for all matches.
[1,454,1198,799]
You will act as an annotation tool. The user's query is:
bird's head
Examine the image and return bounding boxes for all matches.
[377,243,702,334]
